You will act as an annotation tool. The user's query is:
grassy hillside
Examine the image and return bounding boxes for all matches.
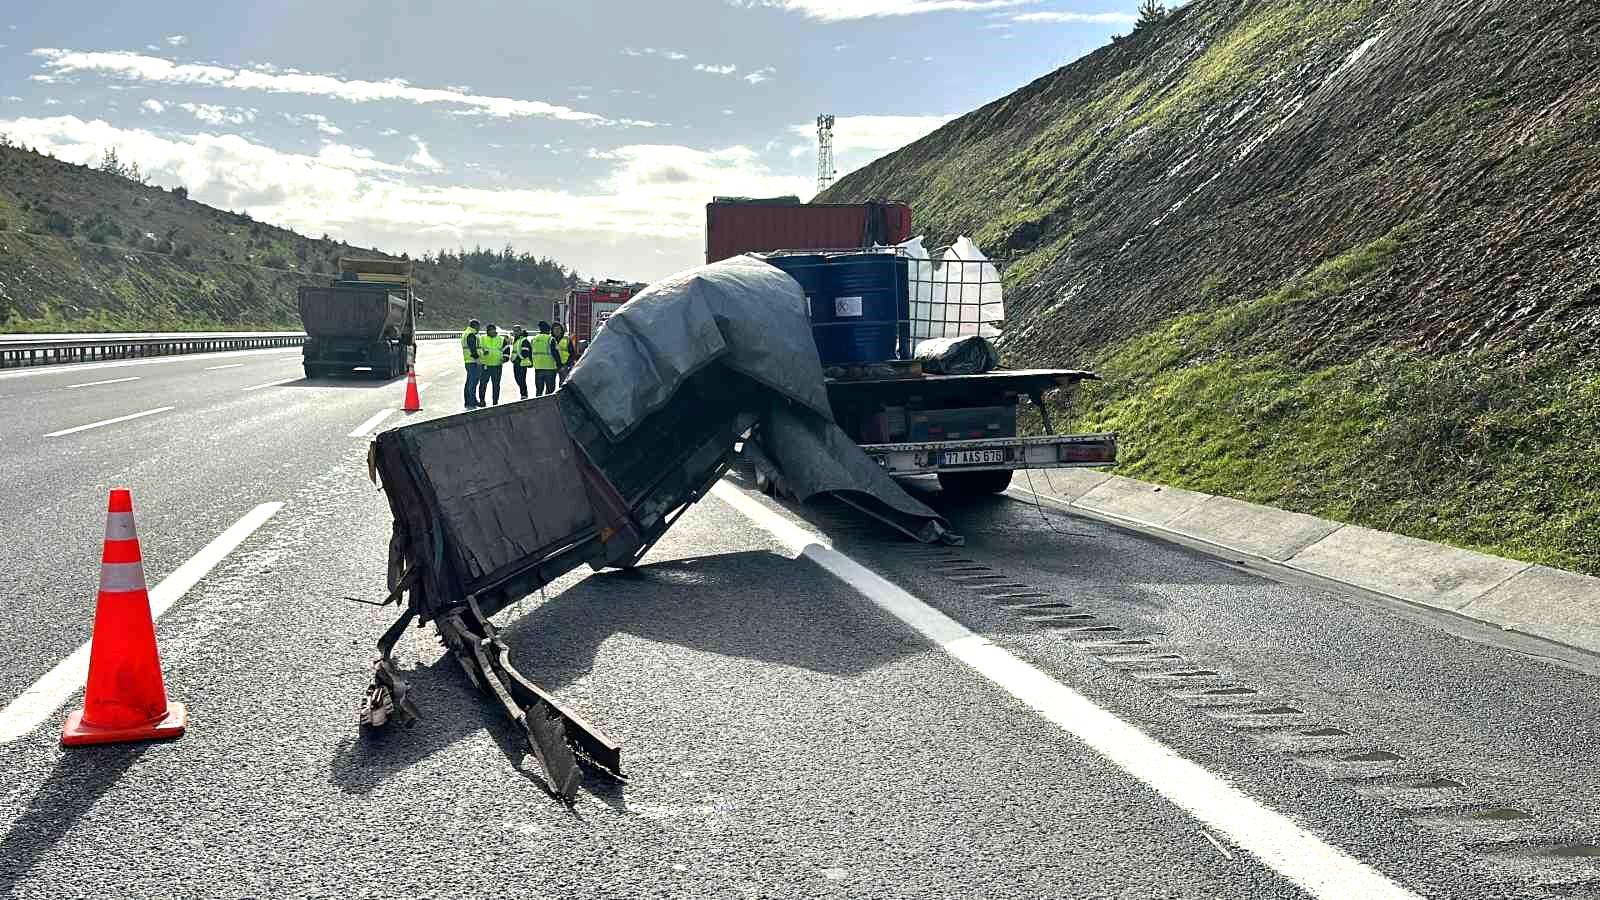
[0,143,568,332]
[823,0,1600,574]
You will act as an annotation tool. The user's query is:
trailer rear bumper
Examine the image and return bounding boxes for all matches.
[860,433,1116,475]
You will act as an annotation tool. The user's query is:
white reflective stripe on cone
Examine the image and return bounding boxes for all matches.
[99,562,148,593]
[104,512,138,541]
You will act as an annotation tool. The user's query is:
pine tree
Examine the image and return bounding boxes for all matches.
[1136,0,1166,29]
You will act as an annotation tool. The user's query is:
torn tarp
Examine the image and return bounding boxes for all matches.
[567,255,955,544]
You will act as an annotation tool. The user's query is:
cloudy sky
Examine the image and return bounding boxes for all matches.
[1,1,1136,280]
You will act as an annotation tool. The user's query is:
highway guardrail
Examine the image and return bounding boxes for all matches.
[0,331,460,369]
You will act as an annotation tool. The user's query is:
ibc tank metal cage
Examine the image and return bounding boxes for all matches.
[759,245,1006,356]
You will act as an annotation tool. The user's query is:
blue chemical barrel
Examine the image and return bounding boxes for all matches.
[810,254,906,365]
[763,254,832,322]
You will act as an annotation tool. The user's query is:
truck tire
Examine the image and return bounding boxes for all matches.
[938,469,1014,495]
[303,363,321,380]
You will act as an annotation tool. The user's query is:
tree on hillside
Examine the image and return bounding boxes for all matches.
[96,146,149,185]
[1136,0,1166,28]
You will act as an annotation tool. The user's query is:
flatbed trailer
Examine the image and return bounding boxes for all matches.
[822,367,1116,494]
[703,201,1118,493]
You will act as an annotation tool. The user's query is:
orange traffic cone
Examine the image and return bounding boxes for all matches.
[62,488,187,746]
[402,367,422,413]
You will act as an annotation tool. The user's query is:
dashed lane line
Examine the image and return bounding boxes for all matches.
[44,406,175,438]
[0,502,284,744]
[242,376,299,392]
[204,363,246,371]
[66,377,140,389]
[349,408,397,438]
[712,480,1424,900]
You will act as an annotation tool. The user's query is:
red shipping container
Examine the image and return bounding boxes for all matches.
[705,199,913,263]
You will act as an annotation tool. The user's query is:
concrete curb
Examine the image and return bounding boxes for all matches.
[1009,471,1600,658]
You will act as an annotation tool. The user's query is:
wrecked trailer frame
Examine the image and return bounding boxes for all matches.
[364,370,763,800]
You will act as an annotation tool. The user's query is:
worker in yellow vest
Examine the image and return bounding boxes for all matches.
[476,323,507,406]
[531,320,560,397]
[510,325,536,400]
[551,322,575,387]
[461,318,482,410]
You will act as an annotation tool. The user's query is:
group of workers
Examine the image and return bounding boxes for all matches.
[460,318,576,409]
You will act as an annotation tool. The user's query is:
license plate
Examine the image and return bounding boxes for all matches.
[942,449,1005,466]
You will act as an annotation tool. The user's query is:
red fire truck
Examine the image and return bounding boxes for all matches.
[557,279,646,359]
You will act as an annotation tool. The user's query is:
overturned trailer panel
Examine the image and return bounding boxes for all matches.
[363,256,965,801]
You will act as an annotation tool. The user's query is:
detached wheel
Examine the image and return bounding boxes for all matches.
[938,469,1014,495]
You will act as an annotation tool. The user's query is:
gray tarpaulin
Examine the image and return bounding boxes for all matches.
[567,256,955,544]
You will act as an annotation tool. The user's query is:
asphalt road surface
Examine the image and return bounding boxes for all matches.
[0,342,1596,899]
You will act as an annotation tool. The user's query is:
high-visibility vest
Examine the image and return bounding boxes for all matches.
[460,327,478,363]
[513,336,535,367]
[555,336,573,366]
[479,334,506,366]
[531,333,557,370]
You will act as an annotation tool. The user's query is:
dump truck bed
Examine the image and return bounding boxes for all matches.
[297,284,408,339]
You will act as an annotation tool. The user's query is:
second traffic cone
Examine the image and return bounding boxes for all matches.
[402,367,422,413]
[62,488,187,747]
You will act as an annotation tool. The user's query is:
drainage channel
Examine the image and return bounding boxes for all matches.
[807,499,1600,895]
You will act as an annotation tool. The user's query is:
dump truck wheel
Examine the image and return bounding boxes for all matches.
[938,469,1014,495]
[303,363,321,379]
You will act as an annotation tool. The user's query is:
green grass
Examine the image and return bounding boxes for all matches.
[1039,231,1600,576]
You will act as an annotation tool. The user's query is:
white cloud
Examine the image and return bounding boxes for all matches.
[179,102,256,126]
[1013,10,1136,23]
[622,47,689,61]
[298,113,342,135]
[379,127,398,136]
[789,114,956,154]
[32,48,617,124]
[407,136,443,172]
[694,63,738,75]
[0,115,805,279]
[743,67,776,85]
[315,143,410,173]
[730,0,1036,20]
[165,35,187,46]
[788,144,810,158]
[141,99,165,113]
[43,98,61,106]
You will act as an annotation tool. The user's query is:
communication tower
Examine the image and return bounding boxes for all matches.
[816,114,836,192]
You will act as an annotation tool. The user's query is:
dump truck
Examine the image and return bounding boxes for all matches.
[297,257,422,379]
[704,199,1116,495]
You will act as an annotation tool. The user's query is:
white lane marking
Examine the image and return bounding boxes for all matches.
[204,363,245,370]
[242,376,299,392]
[66,376,140,389]
[711,481,1423,900]
[349,408,396,437]
[44,406,175,438]
[0,347,302,382]
[0,502,283,744]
